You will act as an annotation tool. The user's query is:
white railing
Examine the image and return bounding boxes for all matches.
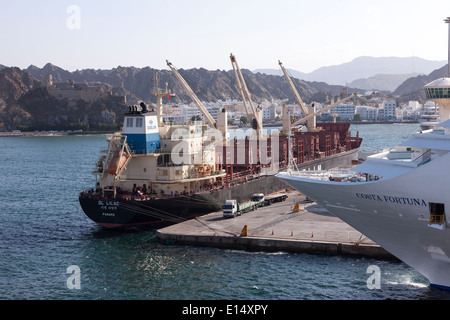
[286,168,382,183]
[288,169,361,181]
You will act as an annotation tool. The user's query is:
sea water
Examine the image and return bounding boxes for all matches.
[1,124,450,301]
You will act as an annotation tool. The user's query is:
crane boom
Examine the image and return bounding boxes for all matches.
[291,93,357,128]
[230,53,262,131]
[166,60,216,128]
[278,60,309,117]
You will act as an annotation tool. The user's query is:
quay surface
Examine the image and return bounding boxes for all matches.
[156,190,394,259]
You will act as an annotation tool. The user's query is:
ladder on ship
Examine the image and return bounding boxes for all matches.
[428,202,447,230]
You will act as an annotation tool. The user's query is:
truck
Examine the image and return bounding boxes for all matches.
[262,193,288,206]
[222,200,237,218]
[251,193,265,206]
[223,199,258,218]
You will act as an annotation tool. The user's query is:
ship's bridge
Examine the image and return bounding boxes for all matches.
[424,77,450,100]
[424,77,450,121]
[122,105,160,154]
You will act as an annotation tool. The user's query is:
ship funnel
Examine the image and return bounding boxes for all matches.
[140,102,148,113]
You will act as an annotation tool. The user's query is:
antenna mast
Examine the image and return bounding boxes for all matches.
[151,72,169,127]
[445,17,450,77]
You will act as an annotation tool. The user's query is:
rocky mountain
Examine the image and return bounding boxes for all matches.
[0,63,356,131]
[3,58,447,131]
[0,67,40,130]
[26,63,74,83]
[0,67,39,105]
[0,67,126,131]
[393,64,449,99]
[23,63,353,104]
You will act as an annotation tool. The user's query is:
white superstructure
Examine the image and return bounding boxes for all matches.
[277,119,450,288]
[419,102,439,130]
[277,18,450,290]
[277,99,450,289]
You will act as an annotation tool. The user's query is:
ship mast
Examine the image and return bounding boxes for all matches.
[151,72,169,127]
[423,18,450,122]
[445,17,450,77]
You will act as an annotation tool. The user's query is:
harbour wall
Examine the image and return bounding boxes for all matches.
[157,233,393,259]
[157,188,394,260]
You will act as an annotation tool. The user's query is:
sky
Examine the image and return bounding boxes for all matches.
[0,0,449,73]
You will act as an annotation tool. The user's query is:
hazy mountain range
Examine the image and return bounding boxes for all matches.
[255,56,446,91]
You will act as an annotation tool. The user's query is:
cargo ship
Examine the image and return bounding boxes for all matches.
[79,56,362,228]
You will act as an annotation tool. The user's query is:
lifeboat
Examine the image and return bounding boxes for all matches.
[108,149,129,175]
[197,165,211,176]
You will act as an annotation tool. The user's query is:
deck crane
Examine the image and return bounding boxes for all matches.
[230,53,263,134]
[290,93,357,128]
[278,60,309,117]
[279,60,320,132]
[166,60,217,129]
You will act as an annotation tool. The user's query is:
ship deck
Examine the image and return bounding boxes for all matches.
[156,190,394,259]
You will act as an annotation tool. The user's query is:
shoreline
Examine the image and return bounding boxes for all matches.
[0,130,114,137]
[248,120,419,128]
[0,121,419,137]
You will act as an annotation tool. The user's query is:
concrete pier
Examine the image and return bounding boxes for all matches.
[156,190,394,259]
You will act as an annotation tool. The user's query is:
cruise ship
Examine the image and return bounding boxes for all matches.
[276,19,450,288]
[419,102,439,130]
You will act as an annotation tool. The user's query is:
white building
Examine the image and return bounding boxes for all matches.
[162,115,185,124]
[382,100,397,120]
[329,104,356,121]
[269,103,277,120]
[400,101,420,121]
[263,109,271,121]
[408,101,421,111]
[183,104,203,121]
[356,106,378,121]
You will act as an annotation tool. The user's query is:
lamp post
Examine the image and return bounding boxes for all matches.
[445,17,450,77]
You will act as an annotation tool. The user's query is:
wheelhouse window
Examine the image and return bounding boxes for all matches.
[425,88,450,99]
[126,117,134,127]
[136,118,143,127]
